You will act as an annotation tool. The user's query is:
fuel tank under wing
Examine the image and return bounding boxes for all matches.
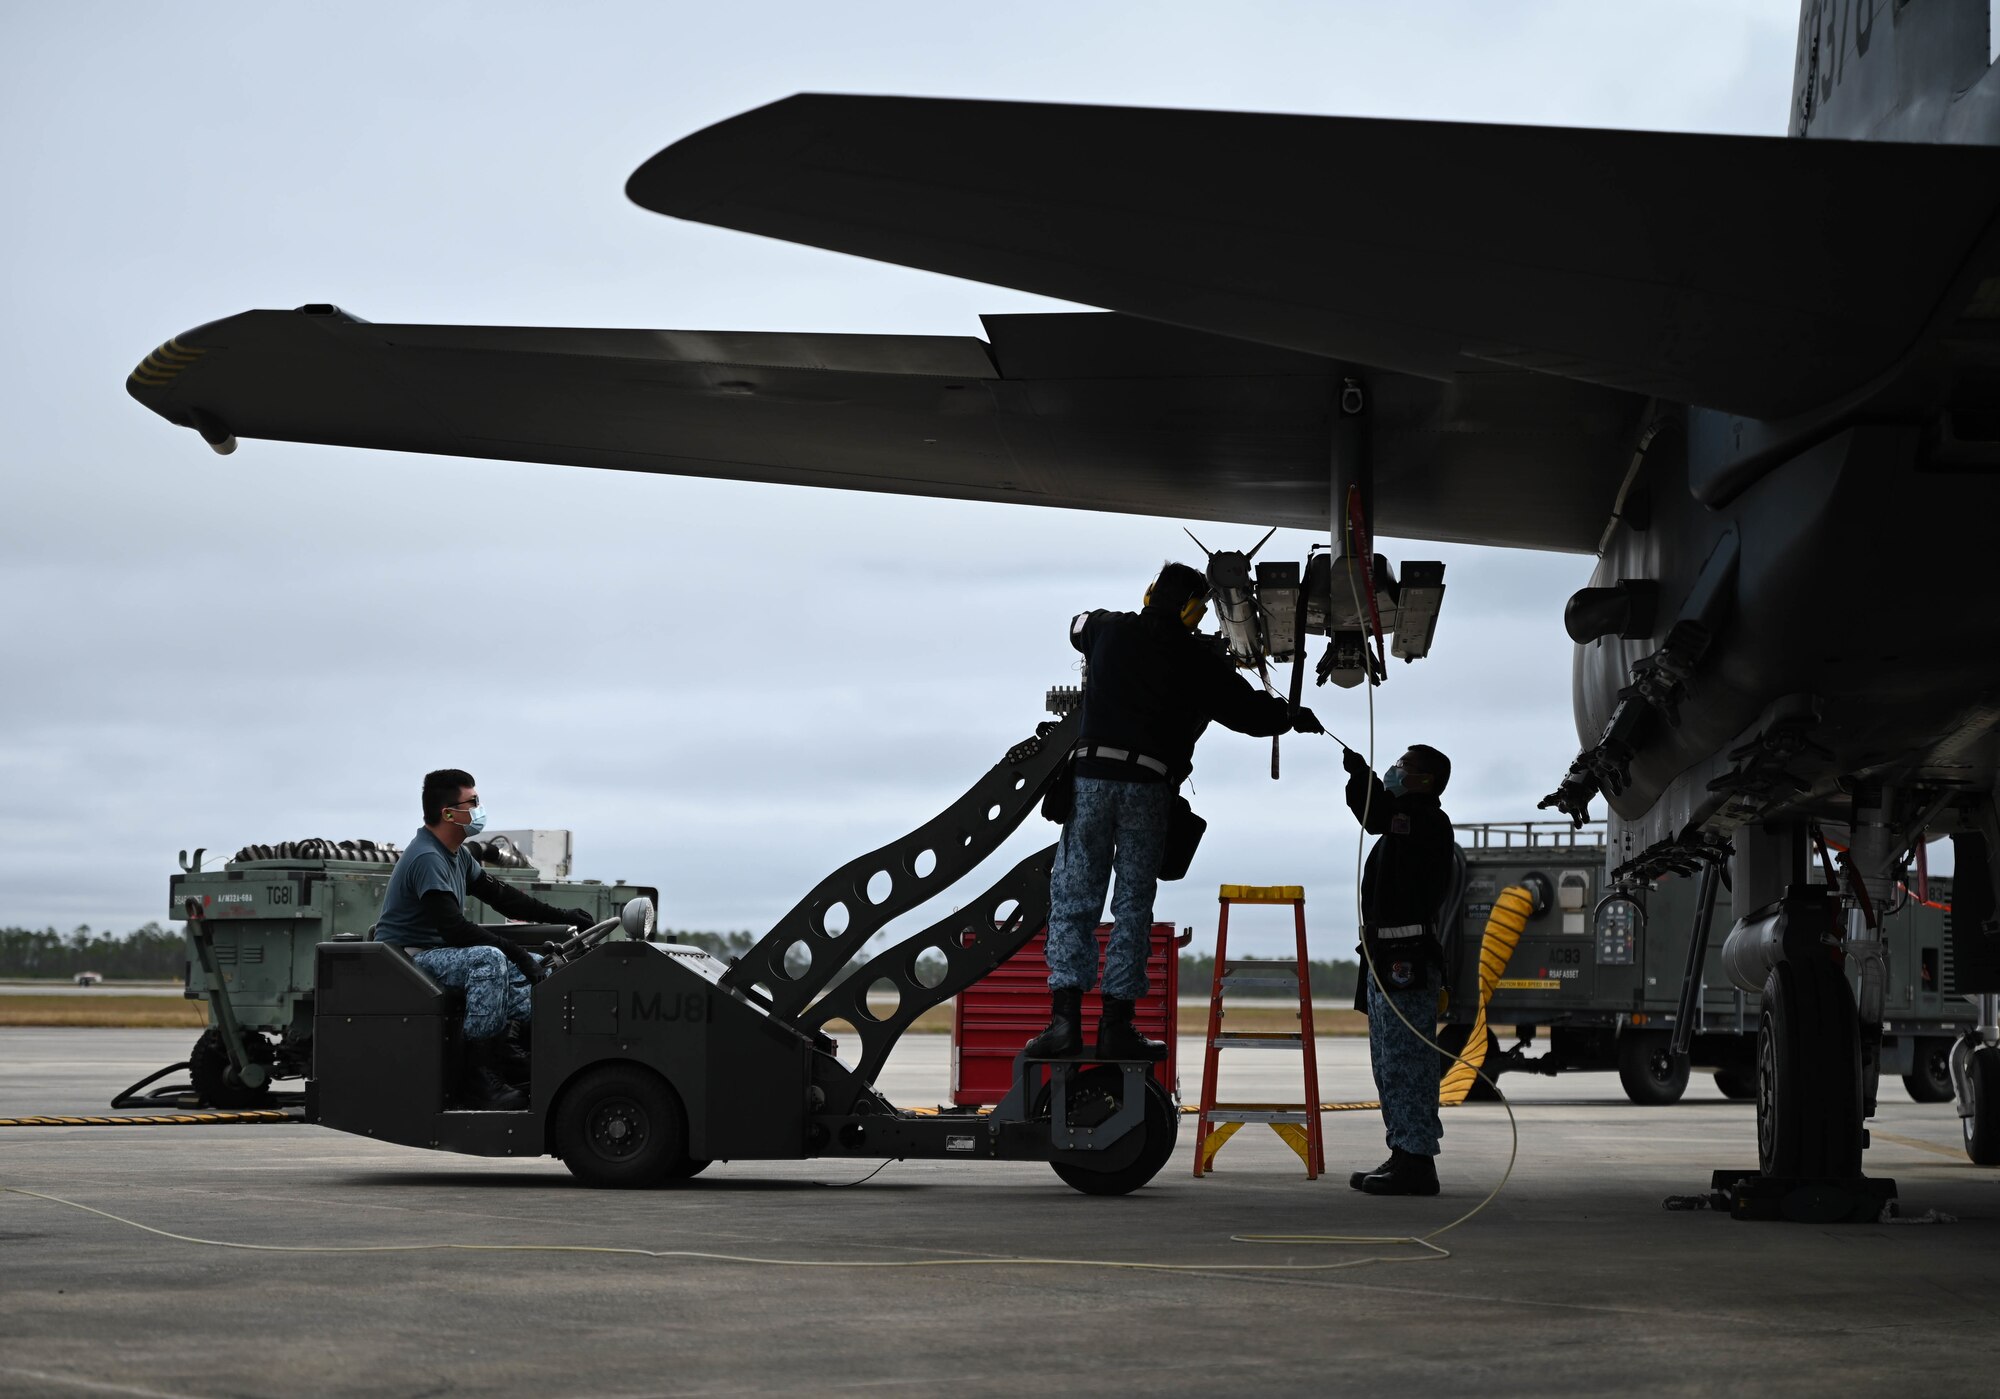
[629,94,2000,422]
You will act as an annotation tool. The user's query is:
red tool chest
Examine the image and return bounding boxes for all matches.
[950,922,1182,1105]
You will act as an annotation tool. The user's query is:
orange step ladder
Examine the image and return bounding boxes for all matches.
[1192,884,1324,1179]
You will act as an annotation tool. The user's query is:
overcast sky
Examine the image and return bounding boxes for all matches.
[0,1,1806,958]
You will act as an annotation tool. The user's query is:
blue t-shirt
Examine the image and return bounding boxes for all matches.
[374,827,482,948]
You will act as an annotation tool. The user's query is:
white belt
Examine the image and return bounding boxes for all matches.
[1073,744,1170,777]
[1372,923,1427,940]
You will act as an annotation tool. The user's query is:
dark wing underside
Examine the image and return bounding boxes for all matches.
[629,95,2000,421]
[125,307,1643,551]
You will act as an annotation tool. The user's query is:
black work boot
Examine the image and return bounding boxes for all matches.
[498,1020,533,1086]
[458,1039,528,1111]
[1357,1148,1440,1197]
[1349,1157,1395,1191]
[1094,996,1167,1062]
[1023,988,1084,1058]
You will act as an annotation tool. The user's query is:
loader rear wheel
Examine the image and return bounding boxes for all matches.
[1044,1067,1179,1197]
[188,1028,275,1108]
[554,1065,688,1189]
[666,1157,712,1180]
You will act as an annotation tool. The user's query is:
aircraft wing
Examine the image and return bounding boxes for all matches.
[629,95,2000,421]
[126,307,1644,551]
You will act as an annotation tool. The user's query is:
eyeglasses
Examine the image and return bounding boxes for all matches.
[446,797,481,809]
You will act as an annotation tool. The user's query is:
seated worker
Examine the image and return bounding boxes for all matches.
[1026,561,1323,1060]
[374,768,597,1110]
[1342,743,1455,1196]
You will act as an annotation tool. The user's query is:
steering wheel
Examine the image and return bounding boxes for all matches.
[542,898,657,973]
[541,918,618,972]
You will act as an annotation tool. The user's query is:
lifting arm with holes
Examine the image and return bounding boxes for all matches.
[796,845,1057,1086]
[719,710,1081,1019]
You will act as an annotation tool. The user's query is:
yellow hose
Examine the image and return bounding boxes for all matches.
[1437,885,1533,1107]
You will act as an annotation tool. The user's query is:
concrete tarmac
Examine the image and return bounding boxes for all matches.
[3,1027,1999,1397]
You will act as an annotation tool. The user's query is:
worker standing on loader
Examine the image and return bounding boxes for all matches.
[1342,744,1456,1197]
[1026,562,1323,1061]
[374,768,597,1110]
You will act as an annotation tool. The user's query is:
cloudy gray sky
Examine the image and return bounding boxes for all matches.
[1,1,1804,957]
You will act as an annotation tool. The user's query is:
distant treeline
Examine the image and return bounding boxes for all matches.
[0,924,186,980]
[1178,953,1360,1001]
[0,925,1363,999]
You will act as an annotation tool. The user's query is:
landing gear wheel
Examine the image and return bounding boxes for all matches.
[1903,1039,1954,1104]
[1616,1030,1689,1105]
[1959,1042,2000,1166]
[1040,1067,1179,1196]
[1713,1066,1758,1101]
[1434,1023,1504,1100]
[1757,957,1863,1178]
[188,1027,276,1108]
[553,1064,688,1189]
[666,1157,712,1180]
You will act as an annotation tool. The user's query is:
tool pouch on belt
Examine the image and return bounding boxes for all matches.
[1159,795,1207,881]
[1040,753,1077,824]
[1363,922,1441,993]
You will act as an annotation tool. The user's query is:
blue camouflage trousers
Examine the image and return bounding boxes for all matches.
[1046,776,1171,1000]
[409,946,536,1040]
[1368,974,1443,1156]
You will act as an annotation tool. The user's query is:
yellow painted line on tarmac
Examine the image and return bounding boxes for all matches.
[1871,1129,1965,1160]
[0,1112,302,1128]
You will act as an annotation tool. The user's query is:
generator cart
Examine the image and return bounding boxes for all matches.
[1437,821,1969,1105]
[310,710,1182,1193]
[127,837,654,1109]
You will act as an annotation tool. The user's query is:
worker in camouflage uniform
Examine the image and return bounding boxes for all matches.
[374,769,597,1110]
[1343,743,1456,1196]
[1025,562,1321,1061]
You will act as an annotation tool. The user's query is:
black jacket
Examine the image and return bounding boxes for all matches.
[1070,608,1292,781]
[1346,770,1456,929]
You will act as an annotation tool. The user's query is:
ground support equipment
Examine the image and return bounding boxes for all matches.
[1193,885,1323,1178]
[307,709,1182,1194]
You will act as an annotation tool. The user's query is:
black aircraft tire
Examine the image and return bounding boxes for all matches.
[1713,1066,1758,1101]
[1903,1040,1955,1104]
[188,1028,276,1109]
[1616,1031,1689,1105]
[1047,1069,1180,1197]
[1757,957,1863,1179]
[1434,1023,1505,1101]
[666,1157,712,1180]
[553,1065,688,1189]
[1962,1045,2000,1166]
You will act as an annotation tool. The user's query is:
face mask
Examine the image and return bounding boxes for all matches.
[1383,766,1407,796]
[453,806,488,835]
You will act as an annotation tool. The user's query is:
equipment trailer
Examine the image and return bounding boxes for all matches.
[310,710,1181,1193]
[1437,822,1968,1107]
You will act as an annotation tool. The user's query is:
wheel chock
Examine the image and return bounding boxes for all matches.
[1707,1168,1898,1223]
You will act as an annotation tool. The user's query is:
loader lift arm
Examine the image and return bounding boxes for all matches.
[797,845,1056,1088]
[720,710,1080,1023]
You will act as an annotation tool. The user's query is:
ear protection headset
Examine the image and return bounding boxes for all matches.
[1144,577,1209,628]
